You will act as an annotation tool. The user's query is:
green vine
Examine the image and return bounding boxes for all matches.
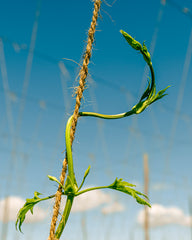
[16,30,169,238]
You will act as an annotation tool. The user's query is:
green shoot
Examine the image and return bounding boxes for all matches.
[16,30,169,239]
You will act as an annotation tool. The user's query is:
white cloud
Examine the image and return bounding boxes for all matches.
[61,189,111,213]
[137,204,192,227]
[101,202,124,214]
[0,196,47,223]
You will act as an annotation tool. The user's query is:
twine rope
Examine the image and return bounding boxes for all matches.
[48,1,101,239]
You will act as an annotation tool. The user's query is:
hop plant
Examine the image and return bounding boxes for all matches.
[16,30,169,239]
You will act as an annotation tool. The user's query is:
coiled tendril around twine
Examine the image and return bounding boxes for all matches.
[48,1,101,239]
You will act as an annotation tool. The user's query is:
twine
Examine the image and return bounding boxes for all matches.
[48,1,101,239]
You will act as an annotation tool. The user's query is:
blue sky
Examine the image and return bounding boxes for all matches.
[1,0,192,239]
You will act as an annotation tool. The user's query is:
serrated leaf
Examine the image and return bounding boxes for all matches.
[15,192,43,232]
[109,178,151,207]
[111,178,136,188]
[34,191,42,198]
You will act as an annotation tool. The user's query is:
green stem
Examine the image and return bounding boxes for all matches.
[55,195,74,239]
[65,115,75,184]
[79,109,135,119]
[56,184,113,236]
[76,185,110,196]
[149,63,155,93]
[42,194,56,201]
[54,115,76,237]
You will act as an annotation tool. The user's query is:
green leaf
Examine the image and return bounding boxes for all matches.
[48,175,65,190]
[151,86,170,103]
[109,178,151,207]
[16,192,55,232]
[16,192,43,232]
[78,165,91,192]
[132,85,170,114]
